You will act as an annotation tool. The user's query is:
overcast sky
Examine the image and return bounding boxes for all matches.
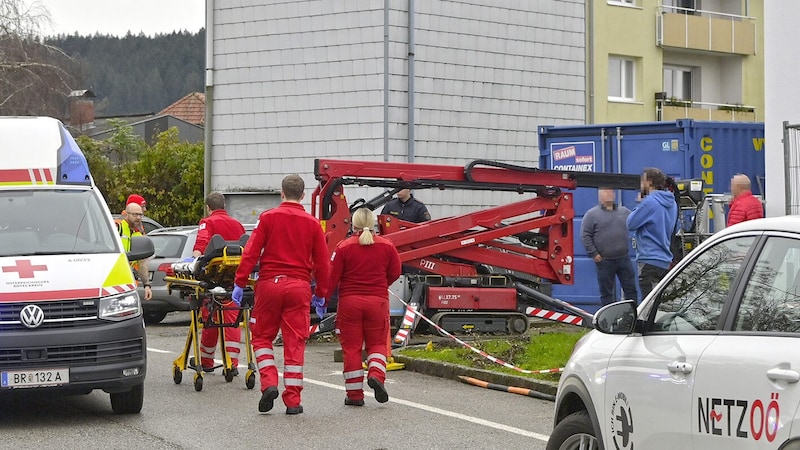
[35,0,205,37]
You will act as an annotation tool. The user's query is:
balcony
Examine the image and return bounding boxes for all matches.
[657,7,756,56]
[657,99,756,122]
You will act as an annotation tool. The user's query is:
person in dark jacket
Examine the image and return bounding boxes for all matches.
[627,168,678,299]
[727,174,763,227]
[581,188,637,305]
[381,189,431,223]
[322,208,402,406]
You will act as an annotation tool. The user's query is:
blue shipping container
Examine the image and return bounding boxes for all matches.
[538,119,765,312]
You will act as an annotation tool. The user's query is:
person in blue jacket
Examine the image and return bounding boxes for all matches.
[627,167,678,300]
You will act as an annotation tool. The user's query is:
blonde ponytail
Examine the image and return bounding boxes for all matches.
[352,208,375,245]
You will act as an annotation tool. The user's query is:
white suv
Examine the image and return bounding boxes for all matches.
[549,216,800,450]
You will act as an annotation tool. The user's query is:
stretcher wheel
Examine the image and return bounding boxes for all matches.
[224,368,235,383]
[193,373,203,392]
[245,371,256,390]
[172,365,182,384]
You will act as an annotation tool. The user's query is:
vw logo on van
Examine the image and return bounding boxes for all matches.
[20,305,44,329]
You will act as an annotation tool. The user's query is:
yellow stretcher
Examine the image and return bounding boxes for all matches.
[164,235,257,392]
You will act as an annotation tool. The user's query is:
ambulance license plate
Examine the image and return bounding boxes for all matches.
[1,368,69,388]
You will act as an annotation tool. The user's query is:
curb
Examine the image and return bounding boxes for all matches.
[392,354,559,398]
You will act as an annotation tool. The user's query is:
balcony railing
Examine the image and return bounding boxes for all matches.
[656,99,756,122]
[657,6,756,56]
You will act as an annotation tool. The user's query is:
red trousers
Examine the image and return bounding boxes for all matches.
[336,294,389,401]
[250,276,310,408]
[200,299,242,369]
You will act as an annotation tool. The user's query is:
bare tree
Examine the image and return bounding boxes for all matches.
[0,0,78,117]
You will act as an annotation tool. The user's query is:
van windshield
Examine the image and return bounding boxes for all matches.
[0,189,119,256]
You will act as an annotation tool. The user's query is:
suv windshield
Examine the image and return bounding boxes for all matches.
[0,189,119,256]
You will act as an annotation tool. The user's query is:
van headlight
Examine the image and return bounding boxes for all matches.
[99,292,142,321]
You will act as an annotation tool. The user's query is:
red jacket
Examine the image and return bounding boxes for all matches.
[194,209,246,254]
[324,233,402,300]
[727,191,763,226]
[234,202,330,295]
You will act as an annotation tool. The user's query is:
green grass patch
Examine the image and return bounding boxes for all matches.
[398,327,588,381]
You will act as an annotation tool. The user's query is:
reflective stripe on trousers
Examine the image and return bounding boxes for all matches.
[343,369,364,392]
[367,352,387,375]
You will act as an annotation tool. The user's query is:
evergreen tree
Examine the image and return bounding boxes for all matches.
[46,30,205,116]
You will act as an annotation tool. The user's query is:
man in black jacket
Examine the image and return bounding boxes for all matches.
[381,189,430,223]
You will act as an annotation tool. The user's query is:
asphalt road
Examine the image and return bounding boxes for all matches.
[0,312,556,449]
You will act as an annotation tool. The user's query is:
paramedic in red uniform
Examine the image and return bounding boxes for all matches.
[231,175,330,415]
[190,191,246,374]
[322,207,401,406]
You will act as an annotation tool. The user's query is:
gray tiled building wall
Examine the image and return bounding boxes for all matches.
[210,0,585,216]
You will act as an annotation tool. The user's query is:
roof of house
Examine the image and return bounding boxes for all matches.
[88,114,203,144]
[159,92,205,125]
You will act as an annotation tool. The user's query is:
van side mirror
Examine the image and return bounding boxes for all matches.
[592,300,637,334]
[128,235,154,261]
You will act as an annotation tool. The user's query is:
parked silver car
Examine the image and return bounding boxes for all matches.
[138,226,198,324]
[138,225,256,324]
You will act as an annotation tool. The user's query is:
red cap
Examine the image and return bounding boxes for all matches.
[126,194,146,207]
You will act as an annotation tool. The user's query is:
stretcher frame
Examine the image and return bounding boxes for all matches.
[164,237,257,392]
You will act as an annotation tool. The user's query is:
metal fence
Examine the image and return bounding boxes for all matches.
[784,121,800,214]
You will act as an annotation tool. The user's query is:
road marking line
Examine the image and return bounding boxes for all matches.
[147,347,172,354]
[148,346,549,442]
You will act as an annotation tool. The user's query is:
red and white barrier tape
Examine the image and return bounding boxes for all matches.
[389,291,564,375]
[392,304,418,344]
[524,306,584,326]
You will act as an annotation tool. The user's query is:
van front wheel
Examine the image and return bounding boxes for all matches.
[110,383,144,414]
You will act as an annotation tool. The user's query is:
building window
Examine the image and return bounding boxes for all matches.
[664,0,697,14]
[608,0,635,5]
[608,57,635,101]
[663,66,693,101]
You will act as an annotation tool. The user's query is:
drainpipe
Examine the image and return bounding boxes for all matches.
[384,0,389,161]
[587,1,594,124]
[407,0,415,163]
[203,0,214,198]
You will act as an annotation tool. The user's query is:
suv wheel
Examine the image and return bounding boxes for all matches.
[143,311,168,325]
[110,382,144,414]
[546,411,599,450]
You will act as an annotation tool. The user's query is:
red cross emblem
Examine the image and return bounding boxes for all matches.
[2,260,48,279]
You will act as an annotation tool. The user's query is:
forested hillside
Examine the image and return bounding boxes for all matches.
[46,30,205,117]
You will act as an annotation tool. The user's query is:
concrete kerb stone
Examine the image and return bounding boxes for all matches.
[392,352,559,397]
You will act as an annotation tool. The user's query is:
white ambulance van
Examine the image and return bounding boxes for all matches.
[0,117,152,414]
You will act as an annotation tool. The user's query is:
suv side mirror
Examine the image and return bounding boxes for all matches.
[592,300,637,334]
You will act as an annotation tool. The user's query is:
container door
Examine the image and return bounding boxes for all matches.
[609,128,687,208]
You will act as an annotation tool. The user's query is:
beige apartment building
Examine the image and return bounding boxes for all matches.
[589,0,764,124]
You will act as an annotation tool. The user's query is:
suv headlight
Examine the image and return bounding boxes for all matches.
[99,292,142,321]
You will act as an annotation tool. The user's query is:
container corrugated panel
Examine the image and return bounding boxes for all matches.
[538,119,765,312]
